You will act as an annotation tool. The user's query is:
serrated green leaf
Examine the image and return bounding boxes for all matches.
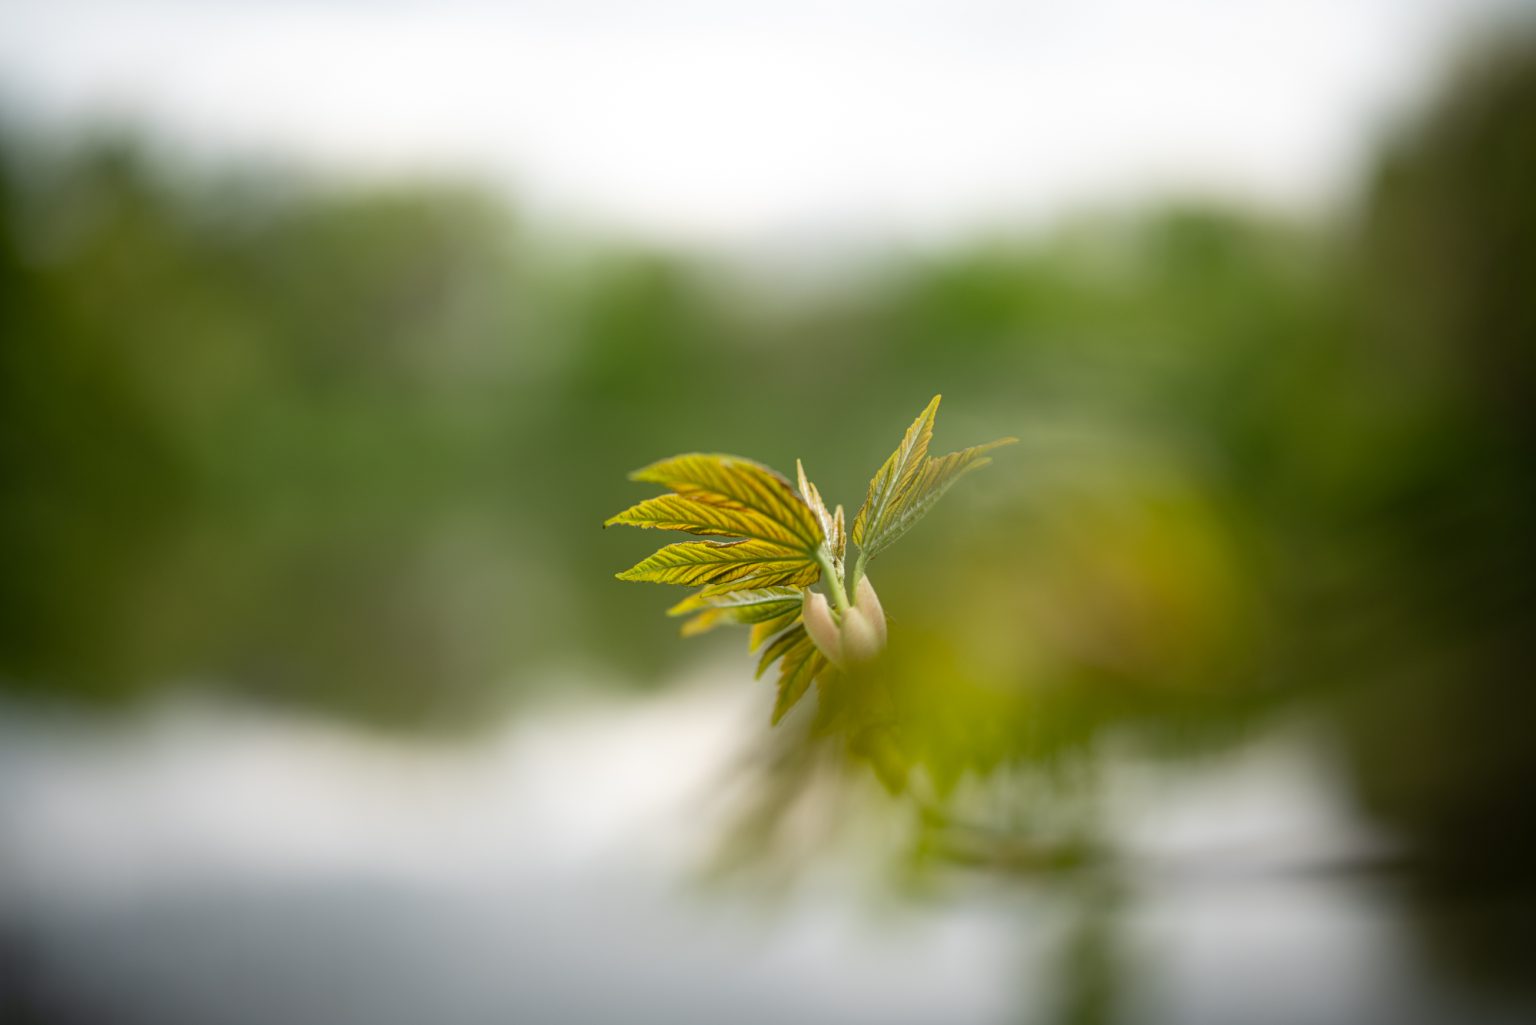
[608,411,1004,730]
[851,395,1015,560]
[852,395,941,551]
[671,588,803,638]
[797,458,846,570]
[695,565,818,596]
[680,609,723,637]
[665,592,711,617]
[858,438,1016,558]
[666,586,801,617]
[771,631,826,724]
[756,623,807,679]
[796,459,832,538]
[631,453,823,553]
[606,493,813,548]
[616,539,819,588]
[749,609,802,651]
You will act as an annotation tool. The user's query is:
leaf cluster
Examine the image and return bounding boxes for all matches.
[606,395,1014,723]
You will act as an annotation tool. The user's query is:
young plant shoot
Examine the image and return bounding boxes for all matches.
[606,395,1015,724]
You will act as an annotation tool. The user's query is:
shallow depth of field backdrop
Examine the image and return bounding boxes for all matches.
[2,3,1535,1024]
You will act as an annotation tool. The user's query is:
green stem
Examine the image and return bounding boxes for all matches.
[816,548,850,614]
[845,550,868,601]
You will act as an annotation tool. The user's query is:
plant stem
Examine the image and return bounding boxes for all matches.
[816,549,851,614]
[846,550,868,600]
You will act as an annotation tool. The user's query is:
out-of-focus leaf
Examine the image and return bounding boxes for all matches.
[753,620,827,722]
[771,630,826,724]
[666,586,799,616]
[679,609,724,637]
[749,609,802,651]
[665,587,804,634]
[756,623,807,679]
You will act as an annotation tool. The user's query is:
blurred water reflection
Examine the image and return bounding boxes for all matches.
[2,685,1531,1025]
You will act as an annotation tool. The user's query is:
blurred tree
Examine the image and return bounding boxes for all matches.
[1326,30,1536,982]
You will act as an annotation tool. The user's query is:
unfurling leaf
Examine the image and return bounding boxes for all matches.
[852,395,1016,560]
[852,395,939,553]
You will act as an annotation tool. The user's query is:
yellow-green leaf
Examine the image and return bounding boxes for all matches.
[667,586,801,619]
[851,395,1015,560]
[631,453,823,552]
[605,493,814,549]
[616,539,818,588]
[861,438,1016,556]
[756,623,807,679]
[695,565,818,596]
[796,458,832,538]
[749,609,802,651]
[680,609,724,637]
[852,395,940,552]
[771,631,826,724]
[797,458,846,569]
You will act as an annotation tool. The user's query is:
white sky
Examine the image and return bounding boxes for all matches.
[0,0,1524,248]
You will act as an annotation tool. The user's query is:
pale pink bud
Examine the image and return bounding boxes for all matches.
[803,590,842,664]
[801,576,888,668]
[853,574,887,647]
[838,603,885,665]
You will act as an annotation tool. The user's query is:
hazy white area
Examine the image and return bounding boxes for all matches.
[6,675,1525,1025]
[0,0,1523,248]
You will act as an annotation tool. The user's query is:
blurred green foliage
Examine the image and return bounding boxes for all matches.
[0,38,1533,934]
[0,135,1333,729]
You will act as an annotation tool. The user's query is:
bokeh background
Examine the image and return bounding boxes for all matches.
[2,2,1535,1023]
